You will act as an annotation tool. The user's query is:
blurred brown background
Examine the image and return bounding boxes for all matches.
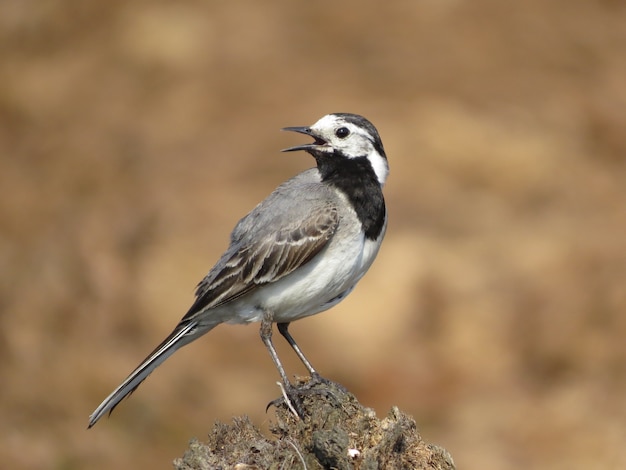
[1,0,625,469]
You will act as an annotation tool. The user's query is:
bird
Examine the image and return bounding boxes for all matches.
[88,113,389,428]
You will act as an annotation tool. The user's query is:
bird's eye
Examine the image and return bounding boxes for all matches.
[335,127,350,138]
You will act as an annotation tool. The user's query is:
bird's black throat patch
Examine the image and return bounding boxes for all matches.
[315,153,386,240]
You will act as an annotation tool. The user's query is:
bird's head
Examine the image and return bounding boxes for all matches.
[282,113,389,186]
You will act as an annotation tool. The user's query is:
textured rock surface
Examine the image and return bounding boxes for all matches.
[174,379,455,470]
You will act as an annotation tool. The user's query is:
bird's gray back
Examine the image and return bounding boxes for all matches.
[230,168,339,243]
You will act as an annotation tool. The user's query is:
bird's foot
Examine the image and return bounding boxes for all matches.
[266,381,307,418]
[300,372,348,393]
[266,373,348,419]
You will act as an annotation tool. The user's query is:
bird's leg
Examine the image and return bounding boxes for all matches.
[276,322,317,377]
[277,322,347,393]
[260,314,293,388]
[260,313,305,417]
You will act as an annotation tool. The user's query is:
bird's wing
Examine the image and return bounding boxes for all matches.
[182,203,339,321]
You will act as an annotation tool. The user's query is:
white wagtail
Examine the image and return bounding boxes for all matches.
[88,113,389,427]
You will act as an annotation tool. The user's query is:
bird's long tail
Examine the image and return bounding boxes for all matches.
[88,320,210,428]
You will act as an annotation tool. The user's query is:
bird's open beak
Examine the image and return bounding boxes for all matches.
[281,126,327,152]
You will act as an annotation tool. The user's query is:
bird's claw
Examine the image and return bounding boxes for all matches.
[266,381,307,418]
[266,373,347,418]
[304,372,348,393]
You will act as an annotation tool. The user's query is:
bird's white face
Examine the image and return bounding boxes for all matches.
[309,114,390,186]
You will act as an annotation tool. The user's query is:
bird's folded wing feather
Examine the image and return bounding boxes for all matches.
[181,204,339,321]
